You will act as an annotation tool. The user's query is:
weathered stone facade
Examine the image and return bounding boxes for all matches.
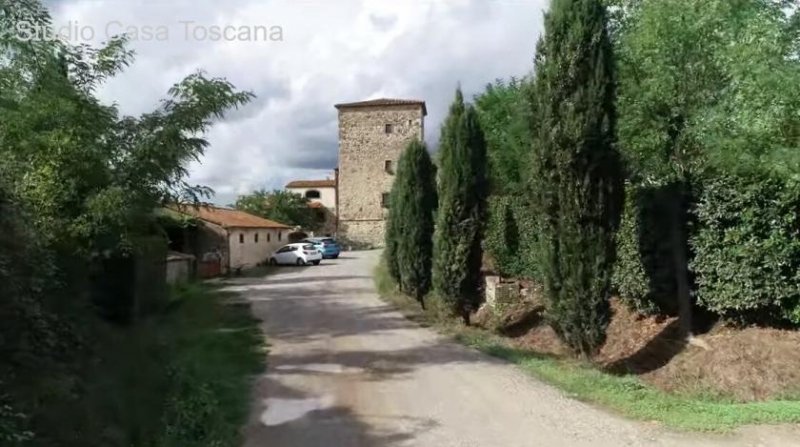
[336,100,426,248]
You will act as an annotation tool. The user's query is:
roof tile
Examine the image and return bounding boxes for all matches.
[172,205,292,229]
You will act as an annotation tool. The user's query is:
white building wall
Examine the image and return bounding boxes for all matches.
[227,227,287,270]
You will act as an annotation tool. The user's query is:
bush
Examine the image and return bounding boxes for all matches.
[692,174,800,326]
[484,195,540,280]
[612,184,681,315]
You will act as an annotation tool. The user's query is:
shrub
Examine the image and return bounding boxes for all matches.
[612,184,681,315]
[484,195,540,280]
[692,174,800,326]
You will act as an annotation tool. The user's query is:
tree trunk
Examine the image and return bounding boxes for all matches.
[670,183,693,337]
[462,309,471,326]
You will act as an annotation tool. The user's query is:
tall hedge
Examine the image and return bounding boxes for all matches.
[692,174,800,326]
[432,89,489,324]
[612,183,682,315]
[389,139,437,305]
[484,195,539,280]
[531,0,622,356]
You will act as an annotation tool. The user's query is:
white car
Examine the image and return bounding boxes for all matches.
[268,243,322,266]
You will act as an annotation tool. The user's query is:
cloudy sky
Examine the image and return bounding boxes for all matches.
[47,0,546,205]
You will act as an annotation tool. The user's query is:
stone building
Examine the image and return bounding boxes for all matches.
[335,98,427,248]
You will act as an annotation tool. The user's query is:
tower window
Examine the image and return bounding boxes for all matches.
[267,232,271,242]
[305,189,321,199]
[278,231,282,241]
[385,123,393,134]
[384,160,393,174]
[381,193,390,208]
[254,233,259,243]
[239,233,244,244]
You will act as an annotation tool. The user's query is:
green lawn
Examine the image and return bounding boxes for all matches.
[374,263,800,432]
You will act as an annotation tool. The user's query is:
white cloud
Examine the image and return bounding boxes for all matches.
[49,0,546,204]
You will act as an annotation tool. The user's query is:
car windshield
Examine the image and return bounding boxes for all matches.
[302,244,316,250]
[321,238,336,245]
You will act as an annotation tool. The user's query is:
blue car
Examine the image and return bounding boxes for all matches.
[303,237,341,259]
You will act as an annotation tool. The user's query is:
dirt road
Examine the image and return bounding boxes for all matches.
[231,250,799,447]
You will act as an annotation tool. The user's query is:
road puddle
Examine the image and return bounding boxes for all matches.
[260,395,335,426]
[274,363,364,374]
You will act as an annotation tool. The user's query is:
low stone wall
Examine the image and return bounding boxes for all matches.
[166,251,196,284]
[338,219,385,249]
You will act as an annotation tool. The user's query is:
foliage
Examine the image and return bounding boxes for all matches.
[612,184,682,315]
[234,189,320,230]
[692,174,800,326]
[473,78,532,196]
[613,0,800,326]
[0,1,256,444]
[483,195,540,279]
[530,0,623,355]
[386,139,437,304]
[616,0,800,181]
[432,89,489,323]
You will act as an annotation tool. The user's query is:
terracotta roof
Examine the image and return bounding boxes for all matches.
[172,205,291,229]
[334,98,427,116]
[285,179,336,188]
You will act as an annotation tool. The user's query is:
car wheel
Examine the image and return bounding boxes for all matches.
[269,258,278,266]
[333,254,339,259]
[296,258,305,266]
[312,260,320,265]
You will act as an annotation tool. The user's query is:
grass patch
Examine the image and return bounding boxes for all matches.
[373,262,800,432]
[14,282,264,447]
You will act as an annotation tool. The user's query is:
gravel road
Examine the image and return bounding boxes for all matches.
[230,250,799,447]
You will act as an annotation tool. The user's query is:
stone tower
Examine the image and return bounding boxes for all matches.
[335,98,427,248]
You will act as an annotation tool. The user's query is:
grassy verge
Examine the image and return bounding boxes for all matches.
[19,282,264,447]
[374,262,800,432]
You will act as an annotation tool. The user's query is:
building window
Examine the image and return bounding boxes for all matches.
[278,231,282,241]
[384,160,393,174]
[255,233,259,243]
[267,232,271,242]
[239,233,244,244]
[305,189,321,199]
[381,192,390,208]
[385,123,393,134]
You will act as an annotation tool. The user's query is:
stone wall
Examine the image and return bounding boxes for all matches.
[337,219,386,249]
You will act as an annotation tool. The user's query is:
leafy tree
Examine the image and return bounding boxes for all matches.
[614,0,800,334]
[473,78,532,196]
[234,189,320,230]
[432,89,489,324]
[531,0,622,356]
[387,140,437,307]
[0,1,254,443]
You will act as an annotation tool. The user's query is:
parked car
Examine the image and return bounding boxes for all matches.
[303,237,341,259]
[268,243,322,266]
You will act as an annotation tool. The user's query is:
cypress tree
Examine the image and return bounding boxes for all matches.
[432,89,489,324]
[531,0,622,356]
[391,139,438,307]
[384,204,401,286]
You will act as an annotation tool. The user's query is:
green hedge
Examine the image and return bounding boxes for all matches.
[692,174,800,326]
[484,195,540,280]
[612,184,681,315]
